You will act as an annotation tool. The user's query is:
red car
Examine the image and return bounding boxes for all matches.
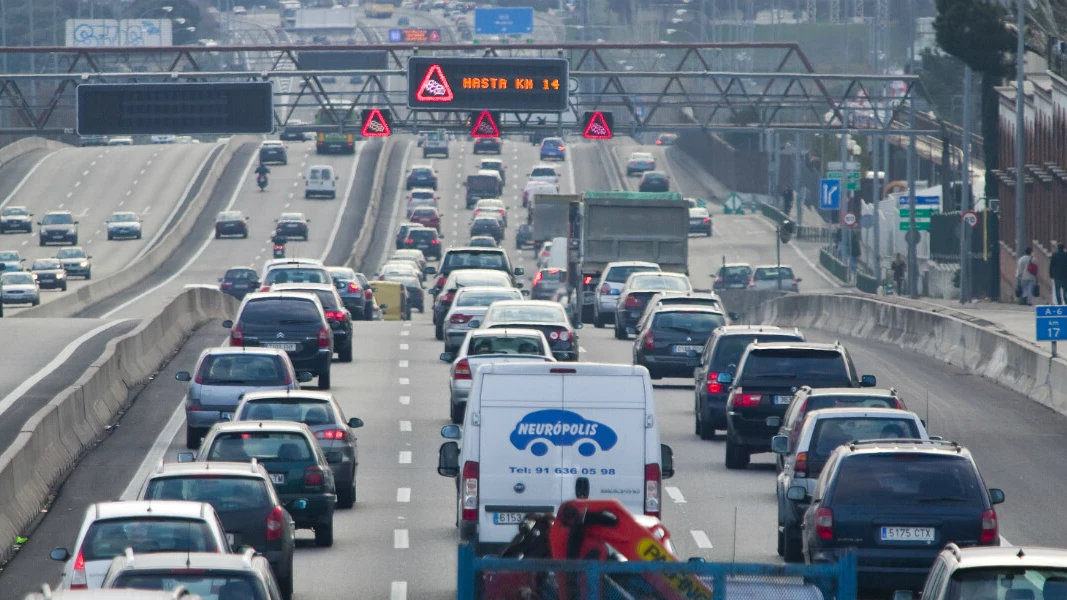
[410,206,442,232]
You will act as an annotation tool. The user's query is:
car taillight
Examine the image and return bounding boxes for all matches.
[316,428,347,440]
[324,310,346,322]
[195,361,207,384]
[441,292,455,304]
[266,506,284,541]
[734,389,762,407]
[70,549,87,589]
[318,326,330,348]
[532,271,543,286]
[436,276,447,289]
[703,217,710,223]
[348,282,361,293]
[794,452,808,477]
[461,461,479,521]
[405,238,414,244]
[557,329,571,342]
[706,372,721,394]
[304,465,326,486]
[624,294,642,308]
[260,285,271,292]
[454,358,472,380]
[644,463,661,517]
[557,146,565,151]
[450,314,472,324]
[714,276,724,284]
[642,331,655,350]
[892,397,904,408]
[231,325,244,347]
[584,275,593,285]
[431,239,440,245]
[221,281,233,289]
[980,509,998,543]
[600,283,611,294]
[815,508,833,540]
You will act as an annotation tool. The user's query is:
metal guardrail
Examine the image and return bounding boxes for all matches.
[796,225,836,244]
[457,543,858,599]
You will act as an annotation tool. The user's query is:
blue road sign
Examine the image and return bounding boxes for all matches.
[897,194,940,207]
[474,7,534,34]
[1036,305,1067,341]
[388,29,403,42]
[819,179,840,210]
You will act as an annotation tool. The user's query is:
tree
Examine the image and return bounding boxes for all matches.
[933,0,1015,200]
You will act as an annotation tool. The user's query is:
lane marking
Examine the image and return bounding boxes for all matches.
[399,420,411,432]
[787,241,838,287]
[399,395,410,405]
[83,169,89,176]
[398,360,409,368]
[394,529,409,549]
[665,486,686,504]
[390,582,407,600]
[0,319,134,420]
[400,330,410,336]
[398,451,412,464]
[691,530,713,549]
[397,488,411,503]
[399,377,409,385]
[399,343,409,350]
[120,389,195,500]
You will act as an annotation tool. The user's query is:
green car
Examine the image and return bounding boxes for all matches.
[180,420,337,547]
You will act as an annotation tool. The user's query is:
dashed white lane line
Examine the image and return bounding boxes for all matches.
[400,330,410,336]
[397,488,411,503]
[691,530,713,549]
[399,420,411,432]
[399,377,410,385]
[399,395,410,405]
[665,486,686,504]
[398,360,409,368]
[58,203,64,208]
[82,169,89,176]
[403,322,411,327]
[390,582,407,600]
[143,205,152,215]
[66,192,73,198]
[399,343,409,350]
[90,161,96,166]
[394,529,409,549]
[398,451,412,464]
[579,346,588,353]
[74,181,81,187]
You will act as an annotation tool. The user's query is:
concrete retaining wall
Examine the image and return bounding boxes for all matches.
[0,286,238,566]
[752,293,1067,418]
[0,137,67,165]
[346,138,395,268]
[14,136,253,319]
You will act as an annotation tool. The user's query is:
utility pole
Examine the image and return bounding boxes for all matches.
[960,66,973,304]
[907,98,918,296]
[1014,0,1026,258]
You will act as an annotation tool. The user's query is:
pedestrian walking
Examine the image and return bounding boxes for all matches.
[835,228,847,264]
[1051,243,1067,304]
[1016,247,1039,306]
[891,254,906,295]
[848,233,861,282]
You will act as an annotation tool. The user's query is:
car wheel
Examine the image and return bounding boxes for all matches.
[278,569,294,600]
[450,399,464,424]
[85,269,91,280]
[724,439,750,470]
[137,233,142,240]
[38,238,44,247]
[435,322,443,341]
[185,427,201,450]
[304,191,311,199]
[31,297,39,306]
[61,283,68,292]
[214,232,221,239]
[783,524,803,563]
[337,479,356,509]
[614,323,626,340]
[594,310,608,328]
[242,232,248,239]
[107,233,113,241]
[339,345,353,363]
[318,367,331,390]
[777,528,785,557]
[314,519,334,547]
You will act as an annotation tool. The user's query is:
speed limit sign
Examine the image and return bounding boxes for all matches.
[842,211,858,228]
[962,210,979,228]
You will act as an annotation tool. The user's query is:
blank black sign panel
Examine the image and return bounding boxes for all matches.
[76,82,275,135]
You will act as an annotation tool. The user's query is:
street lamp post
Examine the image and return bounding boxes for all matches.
[1014,0,1026,259]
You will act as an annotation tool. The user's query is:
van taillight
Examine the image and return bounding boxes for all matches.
[706,372,720,394]
[642,331,655,351]
[231,325,244,347]
[600,283,611,294]
[980,509,998,543]
[794,452,808,477]
[815,508,833,540]
[454,359,472,380]
[70,550,87,589]
[461,461,479,521]
[266,506,284,541]
[435,275,447,289]
[644,463,662,517]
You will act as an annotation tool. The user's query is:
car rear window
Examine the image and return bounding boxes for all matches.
[144,476,272,511]
[720,266,751,279]
[604,265,659,284]
[809,418,921,458]
[225,269,256,281]
[658,297,720,308]
[948,568,1067,598]
[630,275,690,292]
[410,229,438,241]
[830,454,984,507]
[456,290,521,306]
[2,207,27,216]
[711,334,801,368]
[536,269,567,282]
[468,176,499,190]
[444,251,507,271]
[239,299,321,325]
[410,190,435,200]
[413,208,438,217]
[755,267,795,280]
[217,212,242,221]
[263,268,329,285]
[469,336,545,356]
[81,518,219,560]
[112,573,268,600]
[652,311,726,334]
[207,432,314,462]
[531,168,556,177]
[0,251,17,261]
[412,168,432,176]
[239,399,336,426]
[197,354,286,386]
[488,305,565,323]
[740,349,849,384]
[806,395,902,411]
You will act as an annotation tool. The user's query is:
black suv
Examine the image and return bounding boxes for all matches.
[269,283,353,363]
[219,267,260,301]
[224,292,334,389]
[633,307,727,380]
[694,325,806,440]
[431,247,523,298]
[797,439,1005,596]
[403,226,443,260]
[470,216,504,242]
[724,341,875,469]
[406,166,438,190]
[638,171,670,192]
[259,142,288,165]
[38,210,78,246]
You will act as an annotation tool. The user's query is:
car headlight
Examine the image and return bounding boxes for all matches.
[55,272,65,278]
[80,261,88,267]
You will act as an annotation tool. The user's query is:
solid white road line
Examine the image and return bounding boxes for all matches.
[690,530,713,549]
[102,150,259,318]
[396,488,411,503]
[398,451,412,464]
[665,486,686,504]
[390,582,407,600]
[0,319,134,420]
[394,529,409,549]
[399,420,411,432]
[399,395,410,405]
[317,141,366,262]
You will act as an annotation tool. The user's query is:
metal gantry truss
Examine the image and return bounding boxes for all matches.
[0,42,939,136]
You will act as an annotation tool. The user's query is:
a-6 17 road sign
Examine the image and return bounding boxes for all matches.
[1037,305,1067,341]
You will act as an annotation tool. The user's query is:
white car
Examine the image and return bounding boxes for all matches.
[1,270,40,306]
[441,285,524,353]
[378,261,422,281]
[527,164,560,185]
[106,136,133,146]
[49,501,231,589]
[149,135,175,144]
[0,249,25,273]
[232,5,247,13]
[258,257,323,284]
[749,265,801,292]
[406,188,439,216]
[105,211,143,240]
[626,152,656,176]
[304,164,337,199]
[472,198,507,226]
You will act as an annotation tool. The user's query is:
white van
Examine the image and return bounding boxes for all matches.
[438,362,674,554]
[304,165,338,199]
[546,236,568,270]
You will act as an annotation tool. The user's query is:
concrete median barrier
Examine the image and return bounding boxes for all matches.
[0,286,238,566]
[0,137,67,165]
[751,292,1067,419]
[13,136,254,319]
[346,137,395,268]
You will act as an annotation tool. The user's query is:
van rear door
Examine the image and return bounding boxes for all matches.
[477,372,564,545]
[560,372,648,515]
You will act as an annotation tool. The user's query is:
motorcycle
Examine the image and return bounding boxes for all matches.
[257,172,268,191]
[273,243,286,259]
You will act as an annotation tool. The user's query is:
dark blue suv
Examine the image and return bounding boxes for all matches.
[539,137,566,161]
[796,439,1005,597]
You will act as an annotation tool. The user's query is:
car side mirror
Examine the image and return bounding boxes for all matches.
[177,452,195,463]
[438,441,460,477]
[430,287,440,295]
[49,548,70,562]
[175,371,192,382]
[347,417,364,428]
[326,451,343,464]
[288,498,308,511]
[222,320,233,329]
[771,435,790,454]
[424,266,437,275]
[989,488,1006,505]
[786,486,807,501]
[515,282,524,289]
[440,352,454,362]
[796,278,803,283]
[513,267,525,276]
[575,322,583,329]
[860,374,877,387]
[441,424,462,439]
[74,220,79,224]
[717,372,733,384]
[728,312,740,321]
[468,319,480,328]
[379,304,388,310]
[660,444,675,479]
[891,592,915,600]
[297,372,314,383]
[217,277,224,282]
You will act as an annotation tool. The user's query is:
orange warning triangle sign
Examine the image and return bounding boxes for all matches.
[583,111,613,139]
[361,108,391,137]
[415,63,454,103]
[471,111,500,138]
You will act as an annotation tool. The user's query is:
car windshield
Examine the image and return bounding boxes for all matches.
[207,431,314,462]
[652,311,726,334]
[755,267,795,280]
[218,212,242,221]
[42,213,73,225]
[947,568,1067,599]
[81,518,219,560]
[144,476,272,511]
[809,418,921,458]
[111,213,137,222]
[806,395,901,411]
[630,275,690,292]
[2,207,27,216]
[263,268,329,285]
[456,289,521,306]
[33,259,61,270]
[740,349,848,383]
[279,214,304,222]
[605,265,658,284]
[489,305,565,323]
[224,269,256,281]
[239,299,321,325]
[444,251,506,271]
[2,273,33,285]
[239,399,336,426]
[468,335,545,356]
[56,248,86,259]
[112,573,268,600]
[712,334,800,368]
[831,454,984,507]
[198,354,286,386]
[0,251,18,261]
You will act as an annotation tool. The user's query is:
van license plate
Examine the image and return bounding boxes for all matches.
[264,343,297,351]
[493,513,524,524]
[270,474,286,485]
[774,395,793,405]
[881,527,935,542]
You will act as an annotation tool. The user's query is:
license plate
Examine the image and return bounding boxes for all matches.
[270,474,285,485]
[264,343,297,351]
[226,533,235,546]
[880,527,935,542]
[221,412,233,420]
[774,395,793,405]
[493,513,524,524]
[673,345,703,354]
